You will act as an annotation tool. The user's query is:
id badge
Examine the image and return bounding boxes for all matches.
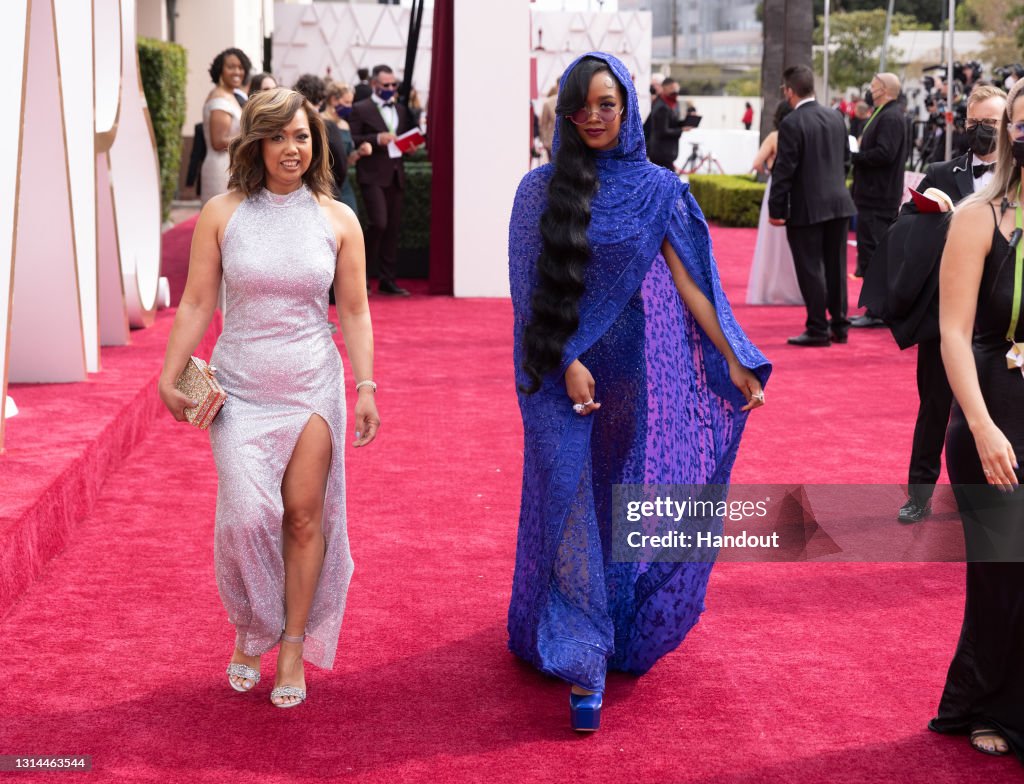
[1007,342,1024,375]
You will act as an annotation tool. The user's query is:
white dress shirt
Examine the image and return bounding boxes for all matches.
[372,92,398,133]
[971,153,996,192]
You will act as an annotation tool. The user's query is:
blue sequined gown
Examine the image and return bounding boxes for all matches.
[507,52,770,692]
[209,185,352,669]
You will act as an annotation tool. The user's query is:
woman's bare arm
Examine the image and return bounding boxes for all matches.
[208,108,235,152]
[662,239,764,410]
[158,195,235,417]
[940,201,1018,488]
[326,199,379,446]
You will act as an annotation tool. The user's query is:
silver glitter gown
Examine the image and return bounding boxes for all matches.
[209,184,351,669]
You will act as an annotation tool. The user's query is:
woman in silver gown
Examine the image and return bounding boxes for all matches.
[159,88,379,708]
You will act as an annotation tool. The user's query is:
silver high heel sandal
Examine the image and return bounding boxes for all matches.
[226,658,261,693]
[270,632,307,708]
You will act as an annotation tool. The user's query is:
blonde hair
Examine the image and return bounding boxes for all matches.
[324,81,352,102]
[227,88,333,199]
[959,78,1024,212]
[967,83,1007,109]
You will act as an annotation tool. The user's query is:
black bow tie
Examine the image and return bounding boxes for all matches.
[973,162,995,178]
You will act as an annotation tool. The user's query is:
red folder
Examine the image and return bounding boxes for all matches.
[394,128,425,154]
[909,188,953,213]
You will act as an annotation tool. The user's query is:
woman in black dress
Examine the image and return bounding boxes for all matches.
[931,77,1024,761]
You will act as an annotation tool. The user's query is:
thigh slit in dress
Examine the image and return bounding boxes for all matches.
[208,185,352,670]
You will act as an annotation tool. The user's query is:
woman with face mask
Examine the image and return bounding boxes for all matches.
[323,82,372,215]
[932,77,1024,763]
[508,53,770,732]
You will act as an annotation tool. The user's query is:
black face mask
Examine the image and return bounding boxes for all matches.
[864,90,874,108]
[966,123,998,156]
[1013,137,1024,170]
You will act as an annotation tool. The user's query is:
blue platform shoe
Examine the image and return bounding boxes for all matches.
[569,689,603,732]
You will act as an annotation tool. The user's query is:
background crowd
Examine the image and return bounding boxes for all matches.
[188,48,427,298]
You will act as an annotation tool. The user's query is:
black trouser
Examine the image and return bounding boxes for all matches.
[908,336,953,503]
[855,207,897,277]
[786,217,850,338]
[360,170,405,286]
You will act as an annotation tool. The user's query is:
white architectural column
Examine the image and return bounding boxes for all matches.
[9,0,87,384]
[177,0,266,130]
[95,0,128,346]
[0,1,29,449]
[108,0,162,329]
[55,0,100,372]
[452,0,530,297]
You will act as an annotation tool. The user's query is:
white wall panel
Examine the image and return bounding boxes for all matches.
[531,10,652,123]
[55,0,100,371]
[272,2,432,104]
[0,1,29,448]
[107,0,161,328]
[9,0,87,383]
[453,0,529,297]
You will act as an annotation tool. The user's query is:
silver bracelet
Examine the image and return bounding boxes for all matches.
[355,380,377,392]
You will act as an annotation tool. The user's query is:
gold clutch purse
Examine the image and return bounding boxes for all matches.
[174,356,227,430]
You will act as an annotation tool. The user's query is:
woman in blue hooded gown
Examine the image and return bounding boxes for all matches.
[507,53,771,731]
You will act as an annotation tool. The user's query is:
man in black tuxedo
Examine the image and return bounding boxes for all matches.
[647,78,685,170]
[850,73,909,327]
[769,65,857,347]
[349,64,417,296]
[860,85,1006,521]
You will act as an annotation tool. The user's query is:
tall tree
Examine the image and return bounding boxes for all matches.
[812,0,945,29]
[957,0,1022,68]
[760,0,814,140]
[814,9,924,90]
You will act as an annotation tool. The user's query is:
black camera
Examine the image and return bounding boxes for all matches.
[994,63,1024,83]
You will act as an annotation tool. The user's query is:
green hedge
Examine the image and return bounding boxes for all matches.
[687,174,765,228]
[347,161,431,249]
[138,37,187,222]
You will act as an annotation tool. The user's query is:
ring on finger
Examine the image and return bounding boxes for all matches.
[572,403,586,414]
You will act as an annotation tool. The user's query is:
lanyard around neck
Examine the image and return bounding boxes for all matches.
[1009,185,1023,343]
[861,104,882,135]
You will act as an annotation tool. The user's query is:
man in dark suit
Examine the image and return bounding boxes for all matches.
[647,77,684,170]
[859,85,1006,521]
[353,68,372,102]
[769,64,857,347]
[349,64,417,296]
[850,73,910,327]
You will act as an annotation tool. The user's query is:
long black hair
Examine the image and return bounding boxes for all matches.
[519,57,625,394]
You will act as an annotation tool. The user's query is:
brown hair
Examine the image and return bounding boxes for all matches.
[227,88,333,199]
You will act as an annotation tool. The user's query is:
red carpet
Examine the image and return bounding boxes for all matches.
[0,221,1014,783]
